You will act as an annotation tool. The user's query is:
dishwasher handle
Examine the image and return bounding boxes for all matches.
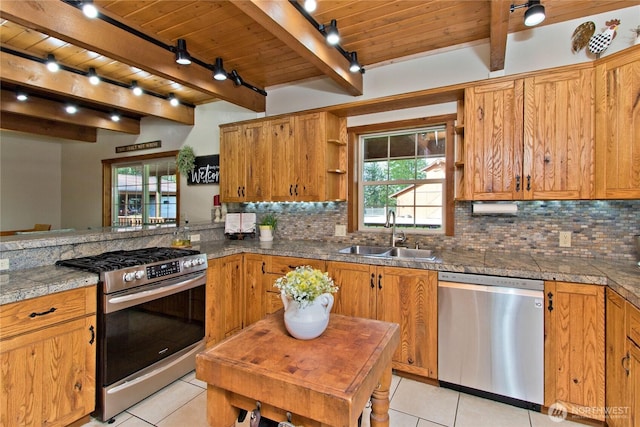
[438,281,544,298]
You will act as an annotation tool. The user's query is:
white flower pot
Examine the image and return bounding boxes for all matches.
[259,225,273,241]
[281,292,334,340]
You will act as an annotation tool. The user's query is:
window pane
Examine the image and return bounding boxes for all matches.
[363,184,388,226]
[363,160,388,182]
[389,133,415,158]
[363,136,388,160]
[389,158,417,181]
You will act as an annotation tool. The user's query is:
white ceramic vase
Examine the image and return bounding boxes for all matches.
[281,292,334,340]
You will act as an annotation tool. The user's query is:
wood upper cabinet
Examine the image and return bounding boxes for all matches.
[219,122,271,202]
[0,287,97,427]
[464,68,594,200]
[327,261,438,379]
[595,46,640,199]
[523,69,594,200]
[464,79,524,200]
[221,112,346,203]
[544,281,605,421]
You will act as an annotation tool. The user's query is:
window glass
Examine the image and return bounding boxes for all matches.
[360,126,446,232]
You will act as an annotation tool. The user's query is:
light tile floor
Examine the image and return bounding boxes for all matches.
[83,371,587,427]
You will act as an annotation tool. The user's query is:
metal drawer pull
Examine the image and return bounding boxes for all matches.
[29,307,56,318]
[89,325,95,345]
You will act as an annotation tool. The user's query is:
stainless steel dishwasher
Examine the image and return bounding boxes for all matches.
[437,272,544,409]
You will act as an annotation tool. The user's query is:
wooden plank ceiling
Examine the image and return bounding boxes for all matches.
[0,0,635,141]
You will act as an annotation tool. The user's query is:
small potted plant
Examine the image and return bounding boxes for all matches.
[176,145,196,176]
[274,265,339,339]
[259,213,277,242]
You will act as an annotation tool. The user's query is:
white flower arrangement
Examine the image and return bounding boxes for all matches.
[274,265,338,309]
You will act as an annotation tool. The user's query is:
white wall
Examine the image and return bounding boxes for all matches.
[0,133,62,230]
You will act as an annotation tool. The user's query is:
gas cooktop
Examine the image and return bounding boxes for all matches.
[55,247,200,273]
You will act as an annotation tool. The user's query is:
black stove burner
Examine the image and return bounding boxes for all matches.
[56,247,200,273]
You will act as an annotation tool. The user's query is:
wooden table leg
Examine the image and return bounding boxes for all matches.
[369,364,392,427]
[207,385,239,427]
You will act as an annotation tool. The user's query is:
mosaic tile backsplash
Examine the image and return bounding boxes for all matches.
[238,200,640,261]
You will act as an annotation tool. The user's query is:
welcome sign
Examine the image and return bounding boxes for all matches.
[187,155,219,185]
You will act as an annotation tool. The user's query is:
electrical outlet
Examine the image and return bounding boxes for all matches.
[0,259,9,271]
[190,234,200,242]
[559,231,571,248]
[334,225,346,237]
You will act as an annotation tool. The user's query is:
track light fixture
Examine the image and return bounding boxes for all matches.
[46,54,59,72]
[168,93,180,106]
[81,0,98,19]
[510,0,545,27]
[323,19,340,45]
[349,52,361,73]
[174,39,191,65]
[88,67,100,85]
[131,81,143,96]
[16,91,28,101]
[230,70,243,87]
[110,112,121,122]
[65,105,78,114]
[213,57,227,81]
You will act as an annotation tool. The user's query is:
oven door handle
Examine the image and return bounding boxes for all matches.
[106,273,205,312]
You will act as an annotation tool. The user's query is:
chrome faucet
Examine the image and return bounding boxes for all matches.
[384,210,406,247]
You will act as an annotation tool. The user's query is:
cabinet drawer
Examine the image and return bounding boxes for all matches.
[269,256,326,275]
[628,302,640,346]
[0,287,96,339]
[265,291,283,315]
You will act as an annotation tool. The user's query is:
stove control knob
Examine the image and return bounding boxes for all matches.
[195,258,205,265]
[123,272,135,282]
[183,260,193,268]
[135,270,145,280]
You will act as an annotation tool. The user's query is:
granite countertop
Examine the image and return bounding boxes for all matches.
[2,239,639,309]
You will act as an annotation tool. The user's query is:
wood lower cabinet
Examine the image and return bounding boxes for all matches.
[607,288,630,427]
[205,255,244,346]
[0,287,97,427]
[544,281,605,421]
[327,261,437,379]
[595,46,640,199]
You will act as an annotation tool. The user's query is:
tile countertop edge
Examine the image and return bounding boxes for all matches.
[1,239,638,309]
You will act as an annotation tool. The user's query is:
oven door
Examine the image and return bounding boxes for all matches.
[100,271,206,386]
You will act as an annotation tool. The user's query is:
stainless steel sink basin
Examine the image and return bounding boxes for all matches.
[387,247,436,260]
[337,245,392,255]
[337,245,436,261]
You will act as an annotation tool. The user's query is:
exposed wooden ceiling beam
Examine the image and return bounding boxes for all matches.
[1,89,140,134]
[1,52,193,125]
[1,111,98,142]
[232,0,363,96]
[0,0,265,112]
[489,0,511,72]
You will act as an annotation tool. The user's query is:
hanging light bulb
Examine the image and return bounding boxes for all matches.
[46,54,59,72]
[88,67,100,85]
[82,0,99,18]
[304,0,317,12]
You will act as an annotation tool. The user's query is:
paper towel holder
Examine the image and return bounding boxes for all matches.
[472,202,518,216]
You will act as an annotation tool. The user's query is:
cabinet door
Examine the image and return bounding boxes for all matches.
[219,255,244,337]
[294,113,323,201]
[377,267,438,379]
[327,261,376,320]
[220,125,244,202]
[607,289,630,427]
[244,253,267,327]
[524,69,594,200]
[1,316,96,427]
[269,118,296,201]
[595,48,640,199]
[243,122,271,201]
[629,340,640,427]
[464,80,524,200]
[544,282,605,421]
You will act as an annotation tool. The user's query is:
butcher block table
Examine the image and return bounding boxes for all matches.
[196,311,400,427]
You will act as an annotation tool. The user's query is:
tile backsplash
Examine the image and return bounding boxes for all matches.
[237,200,640,261]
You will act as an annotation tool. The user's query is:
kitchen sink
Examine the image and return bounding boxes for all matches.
[337,245,393,255]
[337,245,437,261]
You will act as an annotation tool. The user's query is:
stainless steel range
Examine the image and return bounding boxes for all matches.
[56,247,208,422]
